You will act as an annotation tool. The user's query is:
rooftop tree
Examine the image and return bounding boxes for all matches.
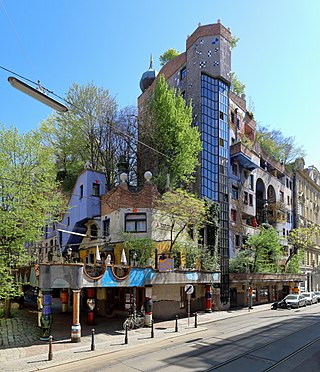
[40,82,138,192]
[159,48,180,66]
[256,125,306,165]
[140,74,202,191]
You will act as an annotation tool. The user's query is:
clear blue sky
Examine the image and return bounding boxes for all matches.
[1,0,319,169]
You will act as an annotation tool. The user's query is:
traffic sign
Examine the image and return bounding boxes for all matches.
[184,284,194,295]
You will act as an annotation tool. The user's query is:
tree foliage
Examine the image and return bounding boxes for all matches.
[230,227,284,273]
[156,189,207,252]
[122,234,156,266]
[256,125,305,165]
[141,74,202,190]
[0,126,64,315]
[286,225,320,272]
[172,241,219,271]
[230,72,246,96]
[159,48,180,66]
[229,250,253,273]
[230,35,240,49]
[40,82,138,191]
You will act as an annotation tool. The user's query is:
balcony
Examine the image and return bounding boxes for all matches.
[230,141,260,171]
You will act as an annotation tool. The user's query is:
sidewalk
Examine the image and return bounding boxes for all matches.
[0,303,271,372]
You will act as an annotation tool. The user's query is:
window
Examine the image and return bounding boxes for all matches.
[92,182,100,197]
[249,175,254,191]
[231,111,235,123]
[286,178,289,188]
[287,212,291,223]
[91,224,98,239]
[232,162,238,176]
[283,228,286,236]
[231,209,237,222]
[232,186,238,200]
[80,184,83,199]
[244,192,248,205]
[125,213,147,233]
[219,137,224,147]
[249,194,253,206]
[180,67,186,80]
[235,234,240,247]
[219,111,224,120]
[67,217,70,226]
[280,191,284,203]
[103,218,110,237]
[287,195,290,205]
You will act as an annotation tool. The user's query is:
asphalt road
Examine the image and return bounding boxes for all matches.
[43,304,320,372]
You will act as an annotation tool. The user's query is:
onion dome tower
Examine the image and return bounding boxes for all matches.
[139,54,158,92]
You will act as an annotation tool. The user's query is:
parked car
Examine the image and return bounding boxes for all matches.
[302,292,318,305]
[314,291,320,302]
[271,299,291,310]
[283,294,306,308]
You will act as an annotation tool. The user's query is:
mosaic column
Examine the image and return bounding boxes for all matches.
[205,284,212,313]
[40,289,53,341]
[86,288,96,326]
[61,288,68,313]
[71,289,81,343]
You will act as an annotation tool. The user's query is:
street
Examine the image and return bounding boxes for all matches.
[43,304,320,372]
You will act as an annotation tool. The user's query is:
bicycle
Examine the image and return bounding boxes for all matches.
[123,311,145,330]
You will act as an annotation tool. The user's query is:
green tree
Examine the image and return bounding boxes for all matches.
[286,226,319,273]
[156,189,207,252]
[0,126,64,317]
[256,125,305,165]
[122,235,156,266]
[244,226,284,273]
[229,250,254,273]
[159,48,180,66]
[230,35,240,49]
[141,74,202,190]
[40,82,137,191]
[230,72,246,96]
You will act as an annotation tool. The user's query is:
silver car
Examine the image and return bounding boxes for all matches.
[302,292,318,305]
[313,291,320,302]
[284,294,306,308]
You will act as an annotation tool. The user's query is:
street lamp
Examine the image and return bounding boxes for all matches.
[67,247,73,263]
[8,76,68,113]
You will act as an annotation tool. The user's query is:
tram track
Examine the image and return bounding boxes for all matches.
[202,318,320,371]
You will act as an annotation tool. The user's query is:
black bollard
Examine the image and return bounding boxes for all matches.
[48,335,53,361]
[91,329,95,351]
[194,312,198,328]
[125,324,128,344]
[175,315,178,332]
[151,319,154,338]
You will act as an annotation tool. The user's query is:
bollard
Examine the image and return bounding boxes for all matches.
[175,315,178,332]
[125,324,128,344]
[151,319,154,338]
[194,312,198,328]
[91,329,95,351]
[48,335,53,361]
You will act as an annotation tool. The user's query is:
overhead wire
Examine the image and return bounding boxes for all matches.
[0,65,172,161]
[0,1,38,77]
